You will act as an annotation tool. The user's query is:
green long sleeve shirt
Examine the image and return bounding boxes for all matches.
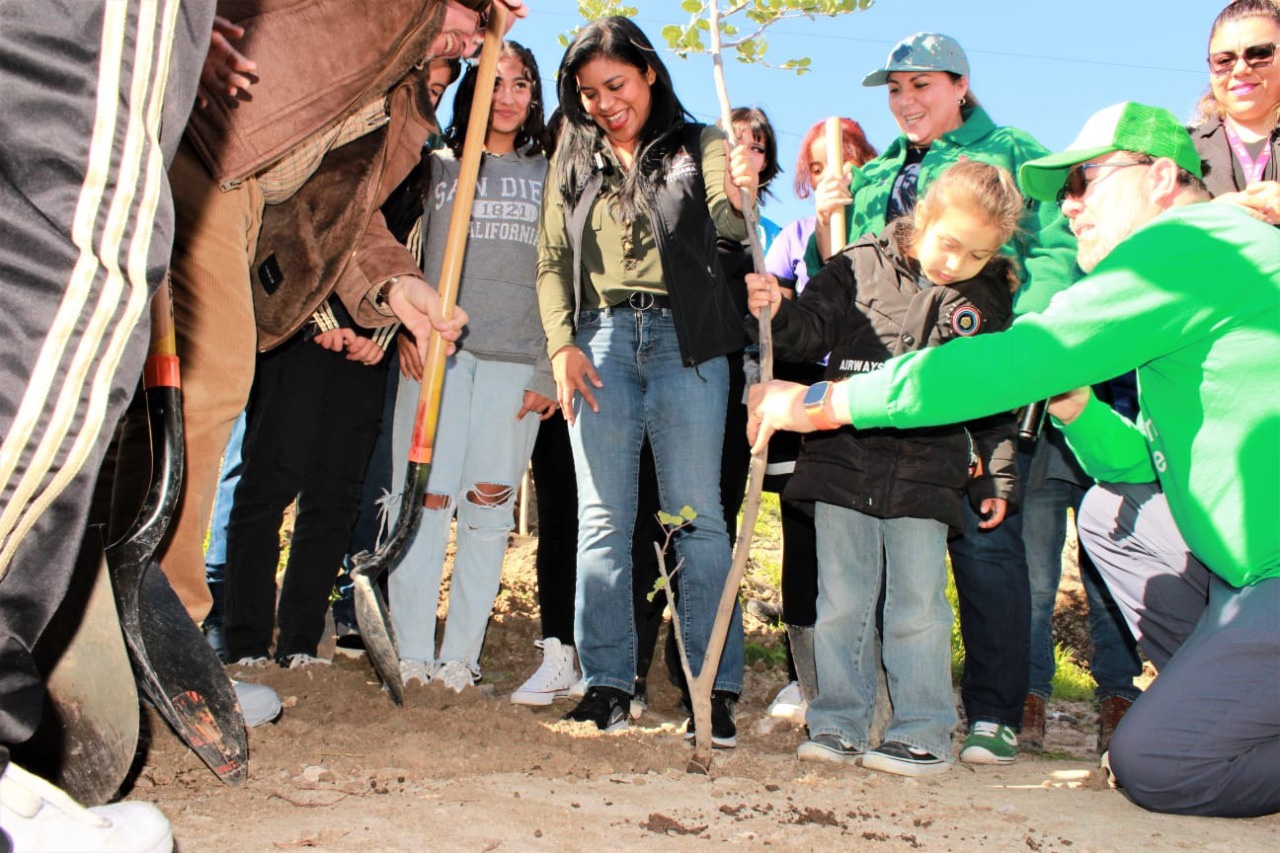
[536,125,746,358]
[844,202,1280,588]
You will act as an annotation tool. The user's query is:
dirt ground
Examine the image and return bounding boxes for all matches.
[128,535,1278,852]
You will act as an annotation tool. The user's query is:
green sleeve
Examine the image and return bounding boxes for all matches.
[1057,393,1156,482]
[700,126,748,242]
[535,166,576,357]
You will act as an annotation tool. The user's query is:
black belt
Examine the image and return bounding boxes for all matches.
[612,291,671,311]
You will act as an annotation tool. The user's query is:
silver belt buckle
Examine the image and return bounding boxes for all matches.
[628,291,655,310]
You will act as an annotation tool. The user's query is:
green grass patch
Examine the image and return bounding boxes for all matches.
[744,638,788,668]
[1049,643,1097,701]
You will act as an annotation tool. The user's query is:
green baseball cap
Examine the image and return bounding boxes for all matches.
[862,32,970,87]
[1019,102,1202,202]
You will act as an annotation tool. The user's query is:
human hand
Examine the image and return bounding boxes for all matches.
[551,346,601,425]
[1046,387,1091,425]
[747,380,810,455]
[976,498,1008,530]
[345,334,385,366]
[198,16,256,108]
[313,327,355,352]
[745,272,782,319]
[813,162,853,227]
[516,391,558,421]
[724,141,760,211]
[386,276,468,364]
[1225,181,1280,225]
[397,332,424,382]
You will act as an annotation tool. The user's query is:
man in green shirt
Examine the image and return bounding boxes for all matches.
[747,102,1279,818]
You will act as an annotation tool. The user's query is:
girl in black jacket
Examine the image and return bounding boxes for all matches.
[745,161,1023,776]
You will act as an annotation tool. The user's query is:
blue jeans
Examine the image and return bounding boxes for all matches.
[948,453,1030,728]
[1024,477,1141,701]
[388,352,539,667]
[569,307,743,695]
[205,410,247,570]
[809,503,957,760]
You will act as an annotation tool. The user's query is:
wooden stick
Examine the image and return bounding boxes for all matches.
[824,116,845,252]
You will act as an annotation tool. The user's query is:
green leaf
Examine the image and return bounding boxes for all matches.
[679,505,698,522]
[657,510,685,527]
[681,0,701,11]
[646,575,668,603]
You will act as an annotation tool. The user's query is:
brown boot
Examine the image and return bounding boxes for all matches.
[1020,694,1046,753]
[1097,695,1133,753]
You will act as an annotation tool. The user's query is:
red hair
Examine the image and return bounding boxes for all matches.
[793,117,878,199]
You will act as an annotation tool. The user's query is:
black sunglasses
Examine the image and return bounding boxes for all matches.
[1055,158,1153,208]
[1207,42,1278,76]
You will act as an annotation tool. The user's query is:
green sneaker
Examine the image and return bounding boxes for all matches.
[959,720,1018,765]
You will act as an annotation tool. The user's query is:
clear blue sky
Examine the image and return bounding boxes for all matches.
[452,0,1211,229]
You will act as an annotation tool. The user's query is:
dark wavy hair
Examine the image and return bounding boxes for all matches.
[444,40,547,157]
[728,107,780,202]
[552,16,694,218]
[1194,0,1280,125]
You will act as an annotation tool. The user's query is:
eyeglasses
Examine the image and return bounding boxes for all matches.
[1207,42,1278,76]
[1056,159,1153,208]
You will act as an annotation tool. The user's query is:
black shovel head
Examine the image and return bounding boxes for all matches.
[115,556,248,784]
[29,528,139,805]
[351,557,404,706]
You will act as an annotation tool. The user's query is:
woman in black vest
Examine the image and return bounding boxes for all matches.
[536,16,757,745]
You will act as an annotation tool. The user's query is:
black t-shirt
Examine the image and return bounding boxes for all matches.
[885,146,928,223]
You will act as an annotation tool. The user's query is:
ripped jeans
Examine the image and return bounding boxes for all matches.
[388,352,539,667]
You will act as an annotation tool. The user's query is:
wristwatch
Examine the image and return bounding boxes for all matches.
[373,276,399,315]
[803,381,840,431]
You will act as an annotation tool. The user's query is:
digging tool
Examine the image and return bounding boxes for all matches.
[350,4,509,705]
[105,281,248,783]
[33,527,140,805]
[824,116,846,250]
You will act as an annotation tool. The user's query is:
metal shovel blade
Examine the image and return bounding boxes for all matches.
[351,554,404,706]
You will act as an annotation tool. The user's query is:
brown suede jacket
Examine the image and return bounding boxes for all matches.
[185,0,447,347]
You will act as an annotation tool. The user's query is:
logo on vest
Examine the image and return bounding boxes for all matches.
[949,304,982,337]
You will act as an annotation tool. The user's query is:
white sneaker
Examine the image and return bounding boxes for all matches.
[280,653,330,670]
[231,656,270,668]
[568,678,587,699]
[232,680,282,727]
[767,680,807,724]
[399,658,435,687]
[432,660,480,694]
[0,762,172,852]
[510,638,579,706]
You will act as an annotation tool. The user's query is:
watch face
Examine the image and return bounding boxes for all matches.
[803,382,829,408]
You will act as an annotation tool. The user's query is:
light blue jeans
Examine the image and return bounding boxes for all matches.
[388,352,539,667]
[569,307,743,695]
[808,502,956,760]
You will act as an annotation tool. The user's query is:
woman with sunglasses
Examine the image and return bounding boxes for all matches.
[1193,0,1280,225]
[806,31,1081,767]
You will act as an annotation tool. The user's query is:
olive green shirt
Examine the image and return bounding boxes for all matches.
[536,125,747,357]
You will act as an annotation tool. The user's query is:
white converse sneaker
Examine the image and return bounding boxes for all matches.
[278,653,330,670]
[510,638,580,706]
[232,679,282,727]
[432,660,480,693]
[399,658,435,687]
[766,680,807,724]
[0,762,172,852]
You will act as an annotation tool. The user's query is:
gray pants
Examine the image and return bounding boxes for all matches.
[1078,482,1280,817]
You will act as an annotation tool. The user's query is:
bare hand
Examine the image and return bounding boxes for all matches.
[814,162,853,227]
[745,272,782,319]
[385,276,468,364]
[551,346,602,425]
[1046,387,1091,425]
[976,497,1008,530]
[516,390,558,421]
[1235,181,1280,225]
[198,16,256,108]
[747,380,811,455]
[397,332,424,382]
[345,334,384,366]
[724,141,760,211]
[312,327,355,352]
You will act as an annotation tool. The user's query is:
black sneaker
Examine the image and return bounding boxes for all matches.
[862,740,950,777]
[562,686,630,733]
[683,691,737,749]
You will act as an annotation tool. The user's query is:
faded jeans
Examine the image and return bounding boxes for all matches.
[569,306,743,696]
[389,352,539,668]
[808,503,957,761]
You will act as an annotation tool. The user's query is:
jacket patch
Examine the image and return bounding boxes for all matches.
[258,253,284,296]
[949,304,982,336]
[666,147,698,184]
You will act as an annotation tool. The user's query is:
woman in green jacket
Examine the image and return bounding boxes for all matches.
[805,32,1080,765]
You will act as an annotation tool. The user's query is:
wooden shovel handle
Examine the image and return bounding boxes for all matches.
[824,116,846,252]
[144,276,179,390]
[408,5,507,464]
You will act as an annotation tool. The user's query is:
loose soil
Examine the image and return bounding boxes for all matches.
[130,535,1278,851]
